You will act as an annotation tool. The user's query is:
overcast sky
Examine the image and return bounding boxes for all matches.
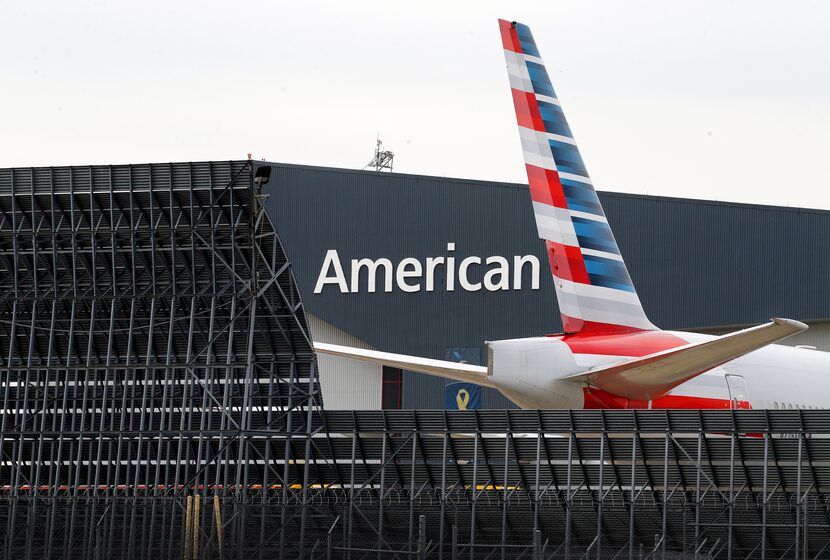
[3,1,829,209]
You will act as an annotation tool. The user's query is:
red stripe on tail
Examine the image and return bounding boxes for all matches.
[558,329,687,355]
[498,19,522,53]
[546,241,589,285]
[511,89,545,132]
[526,165,567,208]
[558,316,659,336]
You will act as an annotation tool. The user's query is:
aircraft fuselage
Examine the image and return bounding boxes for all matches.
[488,331,830,409]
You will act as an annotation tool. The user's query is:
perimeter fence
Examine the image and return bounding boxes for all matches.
[3,409,830,559]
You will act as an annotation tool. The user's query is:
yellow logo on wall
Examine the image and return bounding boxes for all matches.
[445,381,480,410]
[456,388,471,410]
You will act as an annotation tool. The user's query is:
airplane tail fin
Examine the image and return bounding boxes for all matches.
[499,19,656,334]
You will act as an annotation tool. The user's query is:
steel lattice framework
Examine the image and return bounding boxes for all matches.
[3,161,830,560]
[0,161,323,538]
[3,409,830,559]
[308,410,830,560]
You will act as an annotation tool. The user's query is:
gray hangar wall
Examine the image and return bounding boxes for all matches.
[261,162,830,409]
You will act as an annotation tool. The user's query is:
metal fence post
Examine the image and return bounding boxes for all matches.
[533,530,541,560]
[327,515,340,560]
[452,524,458,560]
[419,515,426,560]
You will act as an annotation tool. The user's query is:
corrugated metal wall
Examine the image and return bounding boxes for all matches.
[308,314,382,409]
[263,162,830,409]
[783,321,830,350]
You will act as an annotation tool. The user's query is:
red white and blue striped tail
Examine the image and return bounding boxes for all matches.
[499,19,657,334]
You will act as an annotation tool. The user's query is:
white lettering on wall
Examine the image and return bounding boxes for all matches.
[314,249,349,294]
[314,245,541,294]
[513,254,540,290]
[351,257,394,293]
[484,256,511,291]
[446,243,455,292]
[396,258,422,292]
[458,256,482,291]
[425,257,444,292]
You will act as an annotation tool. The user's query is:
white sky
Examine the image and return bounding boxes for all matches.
[2,1,829,208]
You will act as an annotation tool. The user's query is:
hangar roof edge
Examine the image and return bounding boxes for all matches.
[264,161,829,217]
[3,160,826,217]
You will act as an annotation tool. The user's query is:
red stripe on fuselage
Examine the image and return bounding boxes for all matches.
[526,165,567,208]
[511,90,545,132]
[555,329,687,356]
[499,19,522,53]
[582,387,751,410]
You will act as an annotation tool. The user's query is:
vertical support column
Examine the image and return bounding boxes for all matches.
[347,432,357,560]
[409,432,419,556]
[176,298,198,493]
[419,515,427,560]
[114,299,136,496]
[533,529,542,560]
[662,431,669,560]
[795,433,803,560]
[220,297,240,495]
[534,431,542,534]
[761,434,769,560]
[469,432,479,560]
[500,435,509,560]
[299,360,318,557]
[728,430,735,560]
[803,489,809,560]
[378,427,388,560]
[1,173,19,500]
[630,431,638,560]
[565,430,573,560]
[278,358,295,560]
[440,431,448,560]
[695,431,702,560]
[597,431,605,560]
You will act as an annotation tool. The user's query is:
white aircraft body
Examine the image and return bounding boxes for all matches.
[315,20,830,410]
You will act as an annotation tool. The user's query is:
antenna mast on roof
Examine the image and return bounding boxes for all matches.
[364,137,394,172]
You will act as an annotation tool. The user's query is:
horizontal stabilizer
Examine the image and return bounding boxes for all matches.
[565,318,807,401]
[314,342,493,387]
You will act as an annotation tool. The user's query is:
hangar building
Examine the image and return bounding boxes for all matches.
[264,162,830,410]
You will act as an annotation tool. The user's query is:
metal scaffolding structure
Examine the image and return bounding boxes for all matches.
[2,161,830,559]
[2,408,830,559]
[0,160,324,556]
[305,410,830,560]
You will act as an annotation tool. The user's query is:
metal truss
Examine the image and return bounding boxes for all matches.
[3,407,830,559]
[288,409,830,560]
[0,160,326,555]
